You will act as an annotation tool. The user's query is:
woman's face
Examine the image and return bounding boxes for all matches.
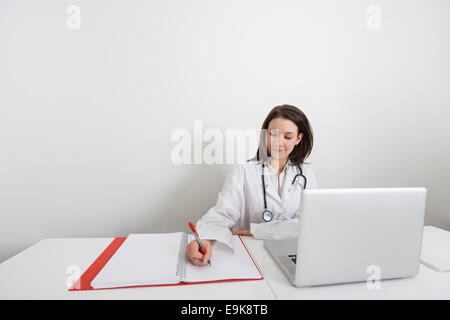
[266,117,303,162]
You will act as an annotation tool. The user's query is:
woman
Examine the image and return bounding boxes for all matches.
[186,104,318,266]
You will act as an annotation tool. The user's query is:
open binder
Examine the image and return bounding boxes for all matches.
[69,232,263,290]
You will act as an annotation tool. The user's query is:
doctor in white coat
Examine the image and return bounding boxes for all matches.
[186,104,318,266]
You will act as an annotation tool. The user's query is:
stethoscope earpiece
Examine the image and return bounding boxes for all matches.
[261,162,307,223]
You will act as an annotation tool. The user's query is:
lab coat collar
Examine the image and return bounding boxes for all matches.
[255,159,295,175]
[256,159,299,202]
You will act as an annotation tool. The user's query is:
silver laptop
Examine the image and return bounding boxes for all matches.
[264,188,427,287]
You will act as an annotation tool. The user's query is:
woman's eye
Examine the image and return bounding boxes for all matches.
[285,137,292,140]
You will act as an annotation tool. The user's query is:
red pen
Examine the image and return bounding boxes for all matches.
[188,222,211,266]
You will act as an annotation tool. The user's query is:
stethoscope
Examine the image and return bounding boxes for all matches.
[261,162,307,222]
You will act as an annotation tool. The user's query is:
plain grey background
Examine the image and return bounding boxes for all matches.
[0,0,449,263]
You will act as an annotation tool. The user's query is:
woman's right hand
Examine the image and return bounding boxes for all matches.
[185,239,213,266]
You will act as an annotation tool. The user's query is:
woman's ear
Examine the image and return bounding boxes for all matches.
[295,133,303,145]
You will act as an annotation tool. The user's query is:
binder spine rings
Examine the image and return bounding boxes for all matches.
[176,232,188,279]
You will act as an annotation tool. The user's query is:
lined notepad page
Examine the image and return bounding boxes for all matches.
[183,235,262,283]
[91,233,183,289]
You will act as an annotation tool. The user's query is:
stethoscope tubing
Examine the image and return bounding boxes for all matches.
[261,162,306,222]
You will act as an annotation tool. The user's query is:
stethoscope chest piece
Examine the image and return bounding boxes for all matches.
[262,209,273,222]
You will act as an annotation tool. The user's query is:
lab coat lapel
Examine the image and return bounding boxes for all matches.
[281,163,295,203]
[256,162,282,205]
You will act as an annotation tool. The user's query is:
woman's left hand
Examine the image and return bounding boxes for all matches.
[232,229,253,236]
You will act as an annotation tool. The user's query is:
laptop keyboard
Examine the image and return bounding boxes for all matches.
[288,254,297,264]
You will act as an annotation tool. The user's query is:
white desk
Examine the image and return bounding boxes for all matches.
[243,237,450,300]
[1,236,449,299]
[0,238,275,300]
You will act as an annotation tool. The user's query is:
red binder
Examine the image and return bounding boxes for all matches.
[69,236,263,291]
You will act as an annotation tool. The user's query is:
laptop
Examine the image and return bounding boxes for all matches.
[264,188,427,287]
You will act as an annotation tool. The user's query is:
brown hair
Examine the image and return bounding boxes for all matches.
[251,104,313,165]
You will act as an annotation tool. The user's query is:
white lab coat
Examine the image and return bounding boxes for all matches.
[196,159,318,250]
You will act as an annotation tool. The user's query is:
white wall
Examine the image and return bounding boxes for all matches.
[1,0,449,263]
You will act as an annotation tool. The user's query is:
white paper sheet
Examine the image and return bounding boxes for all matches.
[183,235,262,283]
[91,232,183,289]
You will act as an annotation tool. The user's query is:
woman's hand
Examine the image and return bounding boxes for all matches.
[186,239,213,266]
[232,229,253,236]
